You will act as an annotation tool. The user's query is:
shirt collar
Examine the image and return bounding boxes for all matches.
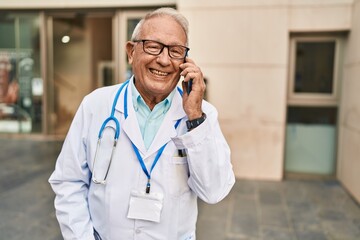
[131,78,175,114]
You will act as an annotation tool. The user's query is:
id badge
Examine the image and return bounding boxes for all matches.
[127,190,164,223]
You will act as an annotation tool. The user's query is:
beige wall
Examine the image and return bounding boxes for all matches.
[338,0,360,202]
[289,0,352,31]
[0,0,175,8]
[178,0,353,180]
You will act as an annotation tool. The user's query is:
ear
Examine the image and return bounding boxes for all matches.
[126,41,135,64]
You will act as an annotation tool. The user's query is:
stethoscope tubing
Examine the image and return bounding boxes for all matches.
[92,80,129,184]
[92,79,183,185]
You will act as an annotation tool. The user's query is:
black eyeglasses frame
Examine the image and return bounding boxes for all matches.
[133,39,190,60]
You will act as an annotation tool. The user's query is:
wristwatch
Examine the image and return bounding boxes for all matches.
[186,113,207,131]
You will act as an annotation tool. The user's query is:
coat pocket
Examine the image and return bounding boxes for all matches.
[166,156,190,197]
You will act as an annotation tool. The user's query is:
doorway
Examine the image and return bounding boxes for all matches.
[285,34,345,177]
[46,12,114,135]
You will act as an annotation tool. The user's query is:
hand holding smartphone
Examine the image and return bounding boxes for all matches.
[180,54,205,120]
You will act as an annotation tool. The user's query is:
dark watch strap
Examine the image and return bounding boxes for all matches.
[186,113,207,131]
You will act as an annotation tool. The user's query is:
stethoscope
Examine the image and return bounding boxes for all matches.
[92,79,182,189]
[91,79,130,184]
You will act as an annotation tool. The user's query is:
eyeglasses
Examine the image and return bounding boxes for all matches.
[133,39,189,60]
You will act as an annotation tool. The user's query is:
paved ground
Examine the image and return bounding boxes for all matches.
[0,138,359,240]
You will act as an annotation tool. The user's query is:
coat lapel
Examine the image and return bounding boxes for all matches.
[114,79,147,155]
[114,80,186,158]
[146,88,186,158]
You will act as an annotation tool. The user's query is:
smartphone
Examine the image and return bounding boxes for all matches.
[186,79,193,94]
[184,53,192,94]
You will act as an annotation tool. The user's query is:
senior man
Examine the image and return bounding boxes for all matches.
[49,7,235,240]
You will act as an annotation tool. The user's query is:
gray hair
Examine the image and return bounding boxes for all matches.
[131,7,189,46]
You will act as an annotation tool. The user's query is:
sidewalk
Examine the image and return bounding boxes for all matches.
[0,138,359,240]
[197,179,360,240]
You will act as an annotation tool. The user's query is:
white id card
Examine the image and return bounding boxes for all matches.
[127,190,164,223]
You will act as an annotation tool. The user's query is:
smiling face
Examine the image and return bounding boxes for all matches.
[126,15,187,107]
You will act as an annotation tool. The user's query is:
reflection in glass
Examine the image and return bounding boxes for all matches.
[49,15,113,135]
[0,13,42,133]
[0,104,32,133]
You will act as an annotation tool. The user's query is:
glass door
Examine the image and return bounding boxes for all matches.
[285,35,344,177]
[0,13,42,134]
[46,11,114,135]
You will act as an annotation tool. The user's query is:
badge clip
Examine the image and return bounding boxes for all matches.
[146,179,151,194]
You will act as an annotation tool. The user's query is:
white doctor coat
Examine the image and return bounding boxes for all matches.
[49,79,235,240]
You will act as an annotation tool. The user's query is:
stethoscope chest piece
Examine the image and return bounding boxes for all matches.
[92,124,119,185]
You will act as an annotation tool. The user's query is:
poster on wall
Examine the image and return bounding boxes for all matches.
[0,50,32,133]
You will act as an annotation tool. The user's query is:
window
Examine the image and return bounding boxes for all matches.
[288,36,342,106]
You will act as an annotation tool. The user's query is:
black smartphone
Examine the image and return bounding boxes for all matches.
[186,79,193,94]
[184,53,192,94]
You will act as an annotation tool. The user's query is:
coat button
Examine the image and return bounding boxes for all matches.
[135,229,141,234]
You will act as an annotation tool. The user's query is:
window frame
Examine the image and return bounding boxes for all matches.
[116,9,152,84]
[287,36,342,107]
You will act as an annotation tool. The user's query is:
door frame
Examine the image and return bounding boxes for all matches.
[115,9,152,84]
[284,33,346,178]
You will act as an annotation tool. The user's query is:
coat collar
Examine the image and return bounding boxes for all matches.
[114,77,186,157]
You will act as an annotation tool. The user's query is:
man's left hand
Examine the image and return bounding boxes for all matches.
[180,57,205,120]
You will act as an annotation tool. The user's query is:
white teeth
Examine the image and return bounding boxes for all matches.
[151,69,168,76]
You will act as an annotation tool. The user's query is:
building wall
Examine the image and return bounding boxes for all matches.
[288,0,352,31]
[178,0,353,180]
[338,0,360,202]
[0,0,175,8]
[0,0,358,193]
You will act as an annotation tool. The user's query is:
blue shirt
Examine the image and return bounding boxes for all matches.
[131,82,175,149]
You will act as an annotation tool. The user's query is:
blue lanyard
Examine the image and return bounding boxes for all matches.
[131,121,180,194]
[122,83,182,193]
